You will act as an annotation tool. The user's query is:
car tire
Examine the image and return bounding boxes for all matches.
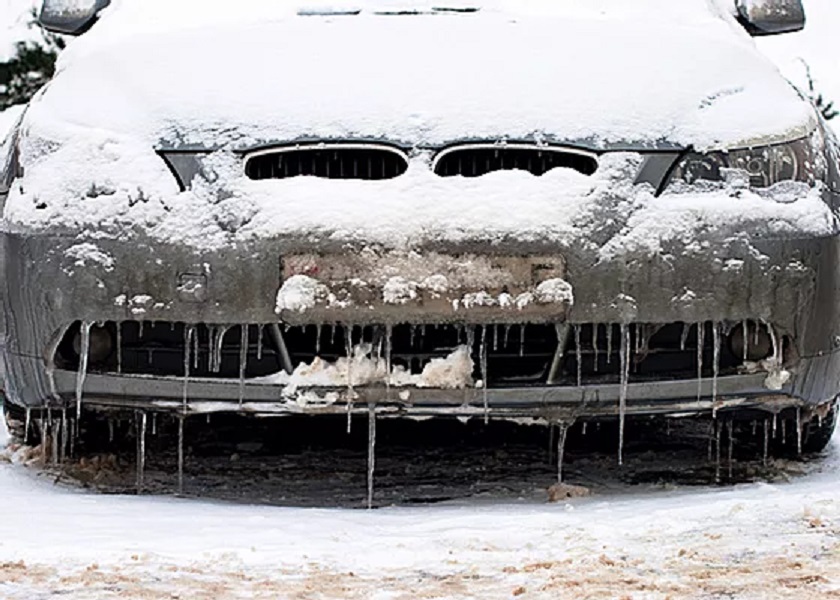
[800,403,838,454]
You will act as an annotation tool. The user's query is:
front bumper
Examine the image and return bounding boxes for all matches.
[3,226,840,418]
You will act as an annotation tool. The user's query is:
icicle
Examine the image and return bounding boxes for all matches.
[152,413,157,436]
[556,422,569,483]
[24,407,30,444]
[751,420,757,436]
[742,320,749,363]
[329,324,337,346]
[503,324,511,348]
[712,322,720,417]
[493,324,499,352]
[238,325,249,406]
[38,419,47,464]
[707,420,714,461]
[796,408,802,455]
[60,408,67,463]
[345,326,354,434]
[547,424,555,465]
[633,323,641,354]
[136,411,147,491]
[68,418,75,458]
[547,323,570,385]
[315,324,322,355]
[207,326,217,372]
[519,324,526,358]
[714,421,722,484]
[193,326,200,370]
[366,402,376,509]
[680,322,690,352]
[772,412,778,438]
[116,322,123,374]
[409,324,415,348]
[763,418,770,466]
[138,320,144,339]
[384,324,393,396]
[480,325,489,424]
[50,411,58,465]
[214,325,228,373]
[177,415,185,495]
[574,325,582,387]
[75,321,92,420]
[618,323,630,466]
[766,321,781,365]
[727,420,734,480]
[592,324,599,373]
[781,418,787,444]
[581,421,588,436]
[108,419,114,443]
[696,322,704,402]
[606,324,613,365]
[182,325,194,411]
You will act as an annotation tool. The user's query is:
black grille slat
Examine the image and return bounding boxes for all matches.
[435,147,598,178]
[245,147,408,181]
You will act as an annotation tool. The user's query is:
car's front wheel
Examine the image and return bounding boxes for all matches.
[800,403,838,454]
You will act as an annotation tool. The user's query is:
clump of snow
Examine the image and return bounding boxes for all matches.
[275,275,329,313]
[64,242,115,271]
[382,276,418,305]
[534,278,574,305]
[742,357,792,391]
[261,344,474,393]
[128,294,152,315]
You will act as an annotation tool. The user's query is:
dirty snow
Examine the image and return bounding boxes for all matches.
[258,343,474,391]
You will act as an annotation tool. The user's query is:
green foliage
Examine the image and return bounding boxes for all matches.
[803,61,838,122]
[0,11,64,111]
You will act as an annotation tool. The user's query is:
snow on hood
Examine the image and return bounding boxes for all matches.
[22,0,814,151]
[4,0,832,254]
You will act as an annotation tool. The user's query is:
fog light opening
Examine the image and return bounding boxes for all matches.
[728,321,773,363]
[72,324,114,365]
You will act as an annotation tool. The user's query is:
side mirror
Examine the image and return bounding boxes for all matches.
[736,0,805,36]
[38,0,110,36]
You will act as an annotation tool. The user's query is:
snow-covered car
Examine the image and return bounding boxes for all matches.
[1,0,838,456]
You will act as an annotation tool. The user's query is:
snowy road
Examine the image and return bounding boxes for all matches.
[0,419,838,599]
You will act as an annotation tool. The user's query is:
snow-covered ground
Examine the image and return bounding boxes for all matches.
[0,417,838,599]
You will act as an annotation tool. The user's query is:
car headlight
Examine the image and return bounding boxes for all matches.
[668,133,826,189]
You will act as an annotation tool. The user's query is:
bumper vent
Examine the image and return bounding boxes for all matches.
[245,144,409,181]
[433,144,598,178]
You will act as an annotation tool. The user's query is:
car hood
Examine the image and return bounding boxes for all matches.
[26,0,815,152]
